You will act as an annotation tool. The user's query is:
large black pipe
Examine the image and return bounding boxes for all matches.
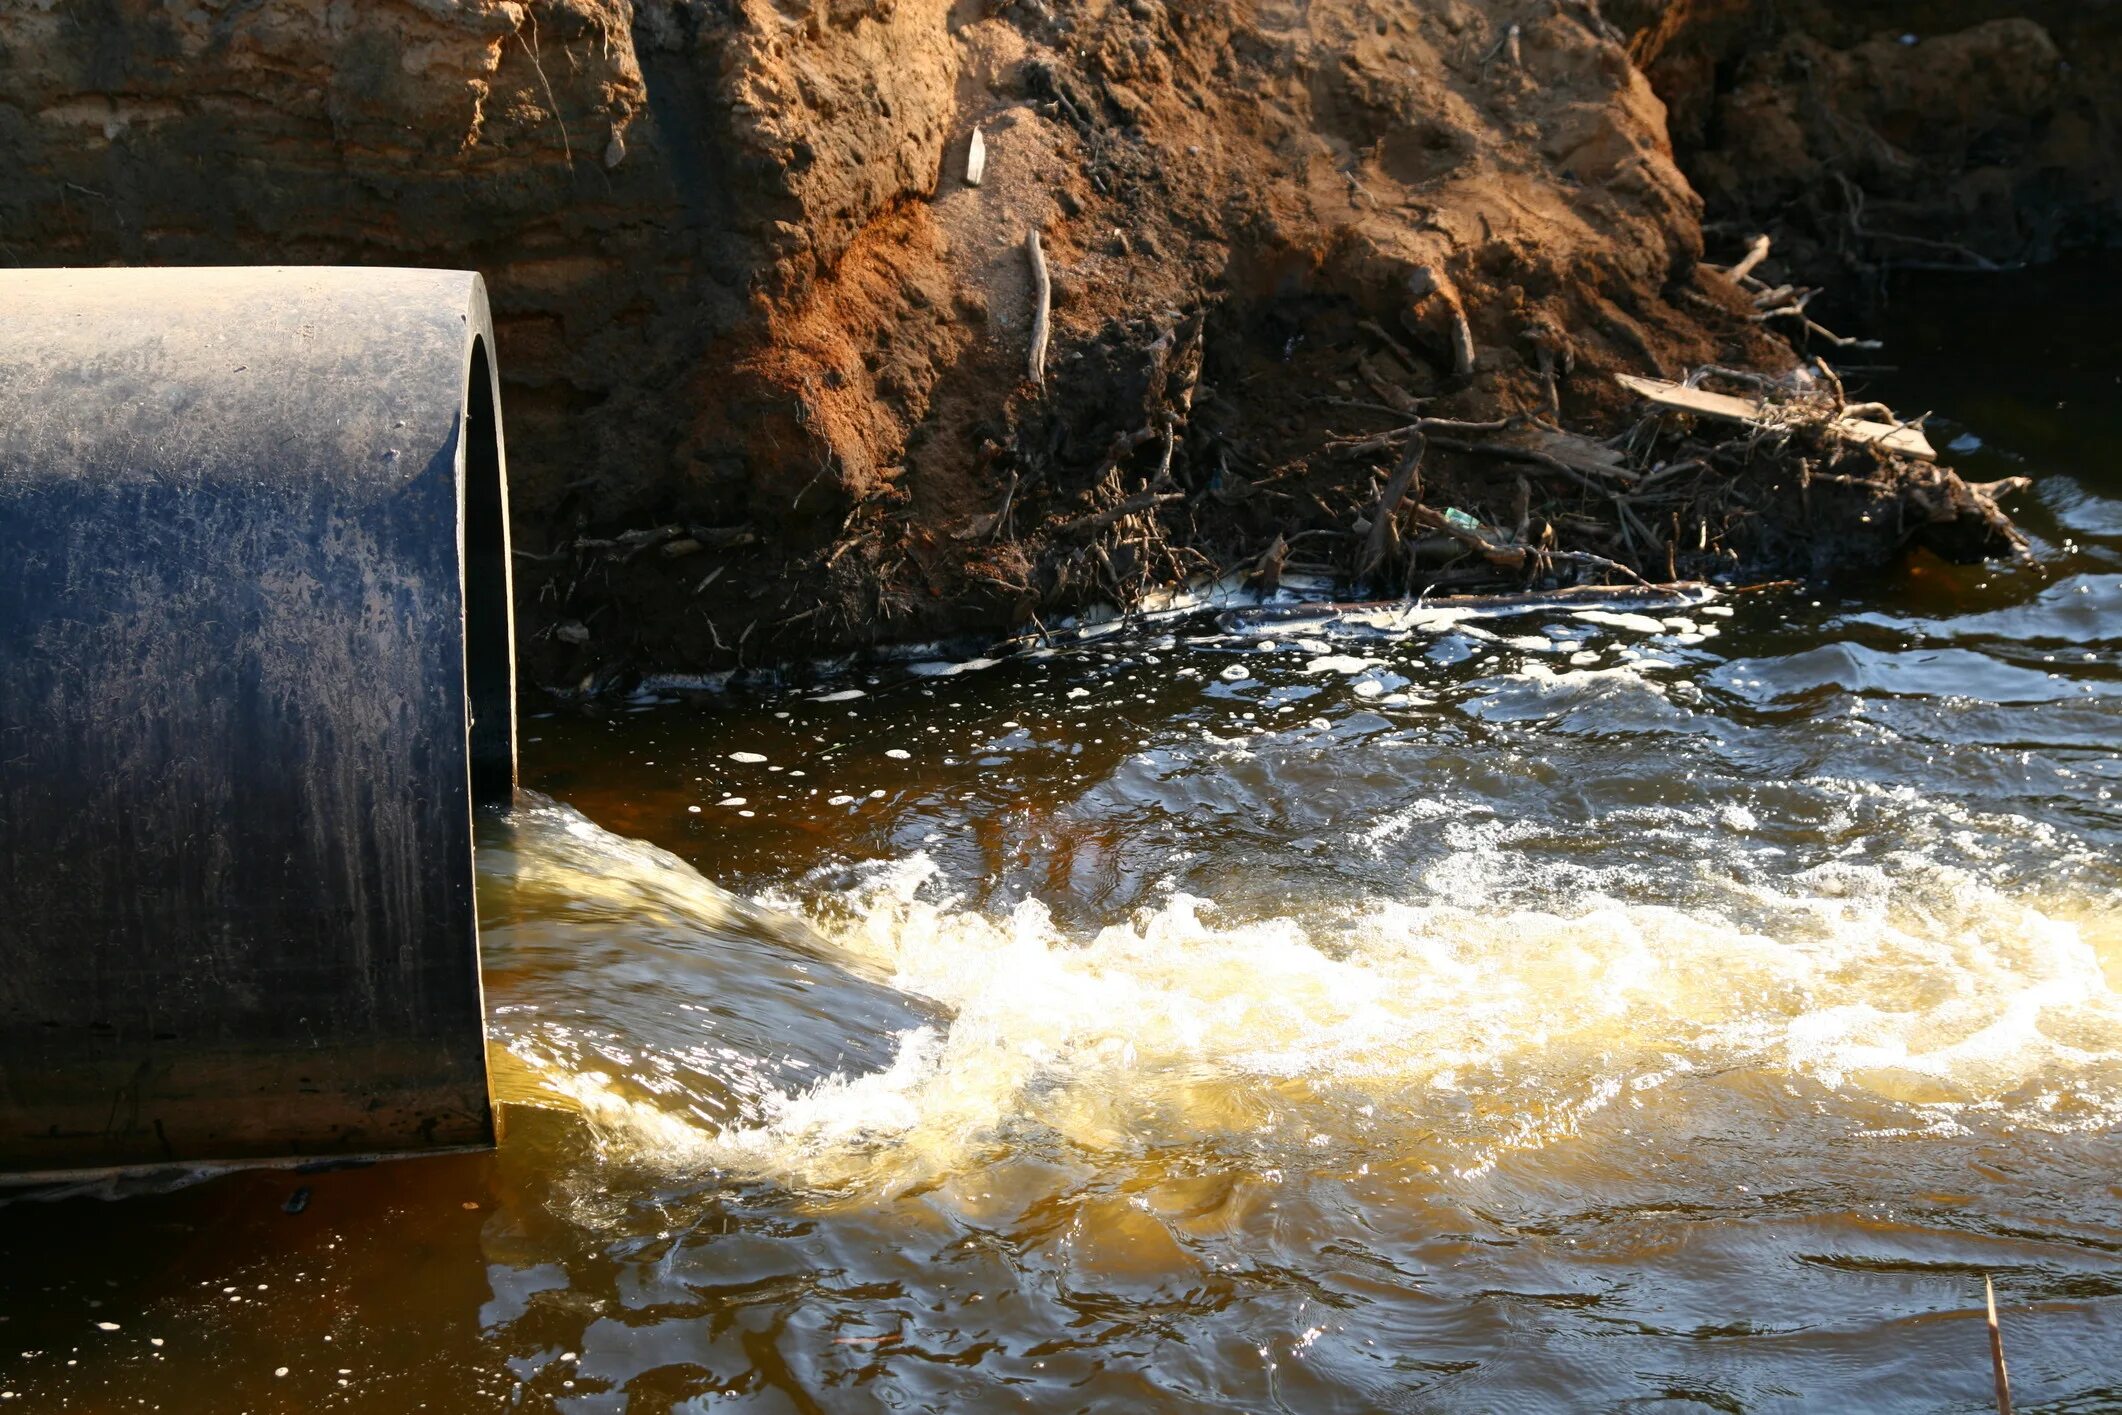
[0,267,515,1177]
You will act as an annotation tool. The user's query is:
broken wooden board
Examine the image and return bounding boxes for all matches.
[1616,373,1936,461]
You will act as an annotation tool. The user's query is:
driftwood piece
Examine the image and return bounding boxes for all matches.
[1027,229,1051,388]
[1615,373,1936,460]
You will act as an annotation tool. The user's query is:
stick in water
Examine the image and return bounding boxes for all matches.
[1027,228,1051,389]
[1987,1276,2014,1415]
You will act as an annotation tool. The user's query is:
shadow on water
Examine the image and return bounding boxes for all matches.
[0,258,2118,1412]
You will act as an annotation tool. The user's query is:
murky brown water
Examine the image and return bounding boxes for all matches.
[4,264,2119,1412]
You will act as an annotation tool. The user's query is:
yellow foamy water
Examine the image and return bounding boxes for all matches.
[491,808,2122,1199]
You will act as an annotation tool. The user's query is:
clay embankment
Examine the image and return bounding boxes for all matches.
[4,1,2091,688]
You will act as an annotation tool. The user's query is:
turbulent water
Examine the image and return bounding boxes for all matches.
[3,268,2119,1411]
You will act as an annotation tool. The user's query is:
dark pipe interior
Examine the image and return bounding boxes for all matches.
[464,336,516,806]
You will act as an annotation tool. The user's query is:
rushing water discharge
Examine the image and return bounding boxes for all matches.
[4,267,2119,1411]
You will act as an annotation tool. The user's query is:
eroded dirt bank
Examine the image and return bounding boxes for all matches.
[1622,0,2121,280]
[1,1,2093,689]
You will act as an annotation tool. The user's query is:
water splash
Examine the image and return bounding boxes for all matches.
[484,800,2122,1196]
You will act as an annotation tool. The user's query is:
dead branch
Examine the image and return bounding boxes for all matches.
[1801,318,1883,351]
[1425,434,1613,498]
[1969,476,2032,503]
[1027,228,1052,388]
[1358,431,1426,581]
[1724,233,1771,284]
[1358,318,1421,372]
[1059,490,1182,536]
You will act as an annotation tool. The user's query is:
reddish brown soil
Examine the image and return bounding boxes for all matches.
[0,0,2083,689]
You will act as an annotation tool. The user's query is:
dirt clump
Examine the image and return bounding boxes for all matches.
[1621,0,2122,280]
[0,0,2040,688]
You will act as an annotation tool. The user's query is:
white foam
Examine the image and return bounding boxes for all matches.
[1573,609,1666,634]
[507,836,2122,1195]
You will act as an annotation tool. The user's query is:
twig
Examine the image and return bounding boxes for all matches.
[1358,431,1426,581]
[1684,364,1787,392]
[1059,490,1181,535]
[1986,1277,2013,1415]
[1150,419,1178,487]
[1811,356,1846,405]
[1026,229,1052,388]
[1801,318,1883,351]
[1549,548,1652,586]
[1425,434,1611,498]
[1325,415,1515,458]
[1724,234,1771,284]
[981,470,1021,542]
[1410,505,1519,567]
[516,14,574,172]
[1405,506,1648,586]
[1358,318,1420,372]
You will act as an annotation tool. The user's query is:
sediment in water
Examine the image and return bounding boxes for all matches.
[1,1,2094,689]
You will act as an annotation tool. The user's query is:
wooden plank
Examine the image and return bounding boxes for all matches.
[1616,373,1935,461]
